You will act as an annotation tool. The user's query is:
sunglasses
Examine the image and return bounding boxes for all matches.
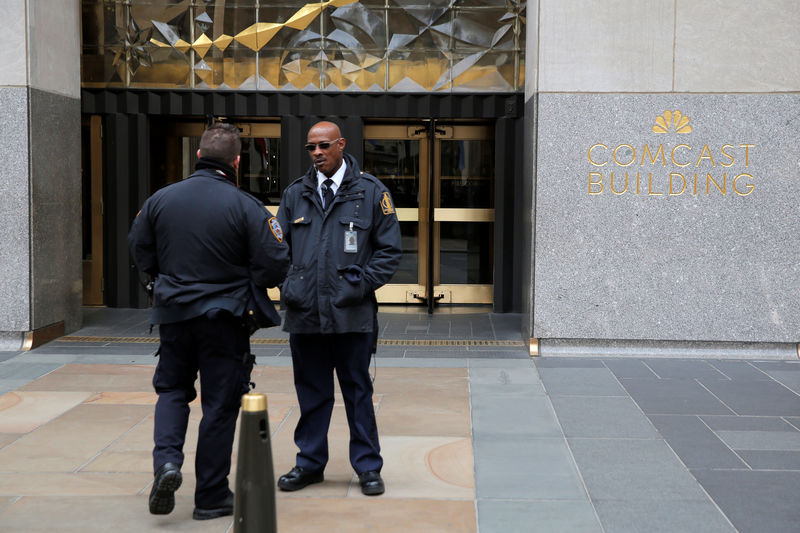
[305,138,341,151]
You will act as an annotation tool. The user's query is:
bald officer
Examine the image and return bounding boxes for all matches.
[276,121,402,495]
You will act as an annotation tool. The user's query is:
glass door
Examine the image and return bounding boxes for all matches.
[363,123,494,306]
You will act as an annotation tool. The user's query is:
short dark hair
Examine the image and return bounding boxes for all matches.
[198,123,241,164]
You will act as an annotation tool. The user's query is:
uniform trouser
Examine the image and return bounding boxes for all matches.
[152,313,252,508]
[289,332,382,474]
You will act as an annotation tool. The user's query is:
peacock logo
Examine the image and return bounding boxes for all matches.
[652,110,692,134]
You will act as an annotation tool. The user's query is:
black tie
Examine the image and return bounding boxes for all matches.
[321,178,334,209]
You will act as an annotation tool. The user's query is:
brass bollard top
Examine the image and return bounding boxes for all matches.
[241,392,267,412]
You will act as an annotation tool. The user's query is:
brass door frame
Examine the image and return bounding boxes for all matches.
[365,123,494,306]
[82,115,104,306]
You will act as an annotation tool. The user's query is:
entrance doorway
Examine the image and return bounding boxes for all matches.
[147,119,494,309]
[363,123,494,308]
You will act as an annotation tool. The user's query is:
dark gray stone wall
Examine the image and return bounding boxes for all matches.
[532,94,800,343]
[29,88,82,332]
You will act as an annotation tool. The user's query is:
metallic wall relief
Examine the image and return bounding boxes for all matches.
[81,0,526,92]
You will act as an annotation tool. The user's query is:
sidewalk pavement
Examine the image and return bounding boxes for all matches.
[0,308,799,532]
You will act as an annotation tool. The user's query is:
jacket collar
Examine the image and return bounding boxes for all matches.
[301,153,363,193]
[194,157,237,183]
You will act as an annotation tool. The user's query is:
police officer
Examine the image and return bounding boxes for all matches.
[276,121,402,496]
[128,123,289,519]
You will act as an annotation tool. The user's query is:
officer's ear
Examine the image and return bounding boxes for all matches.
[232,155,241,172]
[197,149,203,159]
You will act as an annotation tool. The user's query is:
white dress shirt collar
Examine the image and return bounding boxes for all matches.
[317,159,347,198]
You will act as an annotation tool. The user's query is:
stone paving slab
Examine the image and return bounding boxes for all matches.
[648,415,748,470]
[692,470,800,533]
[593,500,735,533]
[640,359,729,380]
[699,379,800,416]
[620,378,735,415]
[473,436,587,501]
[472,395,561,439]
[567,438,710,502]
[549,396,659,439]
[706,360,775,381]
[477,500,602,533]
[736,450,800,470]
[538,367,628,397]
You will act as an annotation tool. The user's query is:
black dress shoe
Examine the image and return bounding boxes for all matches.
[149,462,182,515]
[193,493,234,520]
[358,470,385,496]
[277,466,324,491]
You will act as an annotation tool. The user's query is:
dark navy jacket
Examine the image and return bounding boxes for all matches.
[128,165,290,324]
[277,153,402,334]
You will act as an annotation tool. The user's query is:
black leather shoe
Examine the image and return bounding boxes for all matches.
[193,493,234,520]
[149,462,182,515]
[277,466,324,491]
[358,470,385,496]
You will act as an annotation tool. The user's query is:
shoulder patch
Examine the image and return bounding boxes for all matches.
[380,191,395,215]
[268,217,283,243]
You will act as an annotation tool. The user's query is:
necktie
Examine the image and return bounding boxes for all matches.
[321,178,334,209]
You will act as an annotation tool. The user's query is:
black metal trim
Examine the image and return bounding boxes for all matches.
[81,89,522,119]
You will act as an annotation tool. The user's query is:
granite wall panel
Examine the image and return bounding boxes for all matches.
[0,0,28,87]
[533,94,800,343]
[0,87,31,332]
[28,0,81,99]
[29,88,82,332]
[675,1,800,92]
[538,0,674,92]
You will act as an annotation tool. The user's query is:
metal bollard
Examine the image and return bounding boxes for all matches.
[234,393,277,533]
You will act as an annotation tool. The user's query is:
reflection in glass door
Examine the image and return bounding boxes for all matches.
[152,121,281,210]
[363,124,494,306]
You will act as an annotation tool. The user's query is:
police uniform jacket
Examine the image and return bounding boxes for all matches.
[128,162,290,324]
[277,153,402,334]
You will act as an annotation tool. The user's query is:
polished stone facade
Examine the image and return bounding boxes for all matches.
[29,89,83,333]
[0,88,31,338]
[532,94,800,343]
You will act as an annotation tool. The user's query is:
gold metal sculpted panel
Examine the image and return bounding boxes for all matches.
[81,0,525,92]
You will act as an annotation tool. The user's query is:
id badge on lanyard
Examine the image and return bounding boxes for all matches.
[344,222,358,253]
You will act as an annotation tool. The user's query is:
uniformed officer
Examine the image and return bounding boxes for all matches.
[128,123,290,519]
[276,121,402,495]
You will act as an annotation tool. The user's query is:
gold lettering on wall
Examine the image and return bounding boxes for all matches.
[589,172,604,194]
[669,173,686,195]
[733,173,754,196]
[586,112,756,198]
[610,172,628,194]
[588,144,608,166]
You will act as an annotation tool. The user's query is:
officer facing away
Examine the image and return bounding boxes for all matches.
[128,123,290,519]
[276,121,402,495]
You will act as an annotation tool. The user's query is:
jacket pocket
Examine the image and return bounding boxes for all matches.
[281,265,313,310]
[338,217,371,230]
[333,264,366,308]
